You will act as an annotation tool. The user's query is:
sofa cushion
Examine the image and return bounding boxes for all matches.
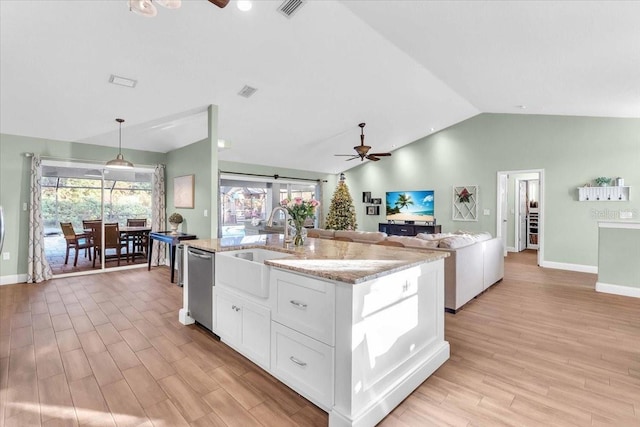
[454,230,493,242]
[438,234,476,249]
[386,236,439,249]
[415,232,454,241]
[335,230,387,243]
[308,228,336,239]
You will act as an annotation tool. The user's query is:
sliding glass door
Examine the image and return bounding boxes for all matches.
[219,175,319,238]
[41,161,153,275]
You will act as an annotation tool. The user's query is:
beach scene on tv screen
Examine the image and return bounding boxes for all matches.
[386,190,435,222]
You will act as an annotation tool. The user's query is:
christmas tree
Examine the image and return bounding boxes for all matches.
[325,175,357,230]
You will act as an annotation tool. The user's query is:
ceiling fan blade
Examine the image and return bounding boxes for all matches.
[334,154,357,157]
[208,0,229,8]
[366,155,380,161]
[368,152,391,157]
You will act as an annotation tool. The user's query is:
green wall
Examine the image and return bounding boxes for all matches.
[598,226,640,289]
[343,113,640,269]
[0,133,166,281]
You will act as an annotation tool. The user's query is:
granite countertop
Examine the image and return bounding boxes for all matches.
[185,234,448,284]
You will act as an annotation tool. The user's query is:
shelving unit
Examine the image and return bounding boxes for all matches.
[527,209,539,250]
[578,186,630,201]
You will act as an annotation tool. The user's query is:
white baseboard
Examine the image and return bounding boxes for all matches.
[595,282,640,298]
[506,246,517,252]
[540,261,597,274]
[0,274,28,286]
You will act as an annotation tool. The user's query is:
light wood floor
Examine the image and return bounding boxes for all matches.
[1,250,639,426]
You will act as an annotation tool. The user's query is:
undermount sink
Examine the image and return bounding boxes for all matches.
[215,249,291,298]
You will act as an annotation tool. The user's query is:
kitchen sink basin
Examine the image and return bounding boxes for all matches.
[216,249,291,298]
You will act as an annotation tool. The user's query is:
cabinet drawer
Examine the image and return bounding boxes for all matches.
[271,270,335,346]
[271,322,334,409]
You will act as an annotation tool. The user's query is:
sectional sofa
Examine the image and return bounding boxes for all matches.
[307,228,504,312]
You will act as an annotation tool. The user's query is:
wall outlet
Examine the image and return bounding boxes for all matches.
[483,209,490,216]
[2,252,9,261]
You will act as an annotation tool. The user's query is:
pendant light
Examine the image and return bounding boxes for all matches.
[106,118,134,169]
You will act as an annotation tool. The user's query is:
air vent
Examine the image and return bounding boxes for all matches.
[109,74,137,88]
[277,0,304,18]
[238,85,258,98]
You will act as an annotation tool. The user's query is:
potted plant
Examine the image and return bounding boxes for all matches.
[168,212,183,234]
[594,177,611,187]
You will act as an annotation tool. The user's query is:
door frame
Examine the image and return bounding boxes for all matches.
[496,169,545,266]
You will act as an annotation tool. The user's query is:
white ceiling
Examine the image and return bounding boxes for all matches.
[1,1,638,174]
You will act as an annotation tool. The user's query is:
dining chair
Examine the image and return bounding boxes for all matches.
[92,223,129,267]
[126,218,148,256]
[60,222,92,266]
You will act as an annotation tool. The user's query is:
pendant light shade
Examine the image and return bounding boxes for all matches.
[129,0,158,18]
[106,118,134,169]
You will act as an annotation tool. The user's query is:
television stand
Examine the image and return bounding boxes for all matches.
[379,223,442,236]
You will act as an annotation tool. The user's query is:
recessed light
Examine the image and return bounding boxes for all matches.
[109,74,137,88]
[430,127,435,132]
[516,105,527,109]
[237,1,252,11]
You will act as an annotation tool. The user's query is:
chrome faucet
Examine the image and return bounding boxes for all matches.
[267,206,291,243]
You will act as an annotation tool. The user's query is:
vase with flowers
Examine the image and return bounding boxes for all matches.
[168,212,183,234]
[280,197,320,246]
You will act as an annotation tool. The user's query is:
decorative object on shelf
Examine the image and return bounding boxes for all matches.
[452,185,478,221]
[366,206,380,215]
[280,197,319,246]
[371,198,382,205]
[174,175,194,208]
[615,177,624,186]
[326,174,357,231]
[362,192,371,203]
[168,212,183,234]
[595,177,611,186]
[106,118,134,169]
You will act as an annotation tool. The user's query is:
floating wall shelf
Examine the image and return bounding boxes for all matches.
[578,186,630,202]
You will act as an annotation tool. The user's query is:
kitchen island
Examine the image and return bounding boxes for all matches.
[181,234,449,427]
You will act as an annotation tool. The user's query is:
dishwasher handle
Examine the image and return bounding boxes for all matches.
[188,249,212,260]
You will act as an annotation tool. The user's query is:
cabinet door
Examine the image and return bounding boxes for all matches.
[215,291,241,345]
[241,301,271,370]
[394,224,414,236]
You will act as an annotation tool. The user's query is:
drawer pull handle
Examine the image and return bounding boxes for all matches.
[289,300,307,309]
[289,356,307,367]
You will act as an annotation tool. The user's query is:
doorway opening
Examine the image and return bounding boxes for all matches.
[496,169,544,266]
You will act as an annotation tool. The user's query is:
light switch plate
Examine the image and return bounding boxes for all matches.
[2,252,9,261]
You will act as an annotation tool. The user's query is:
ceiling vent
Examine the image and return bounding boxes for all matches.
[238,85,258,98]
[277,0,304,18]
[108,74,137,88]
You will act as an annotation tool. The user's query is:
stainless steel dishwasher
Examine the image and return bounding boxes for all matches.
[187,247,214,331]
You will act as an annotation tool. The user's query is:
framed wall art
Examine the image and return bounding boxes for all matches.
[452,185,478,221]
[174,174,195,208]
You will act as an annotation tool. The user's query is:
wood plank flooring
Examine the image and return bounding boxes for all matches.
[1,250,639,426]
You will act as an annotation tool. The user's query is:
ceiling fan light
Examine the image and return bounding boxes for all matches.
[129,0,158,17]
[237,1,252,11]
[156,0,182,9]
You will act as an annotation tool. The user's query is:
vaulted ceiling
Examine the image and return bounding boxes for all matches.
[1,1,638,174]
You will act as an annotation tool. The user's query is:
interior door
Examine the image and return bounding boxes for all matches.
[518,181,528,251]
[498,173,508,256]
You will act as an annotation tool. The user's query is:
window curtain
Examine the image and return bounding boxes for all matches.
[27,155,53,283]
[150,164,166,266]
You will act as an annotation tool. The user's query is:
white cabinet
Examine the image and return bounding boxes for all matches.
[215,288,271,370]
[272,270,335,346]
[271,322,334,409]
[527,209,539,249]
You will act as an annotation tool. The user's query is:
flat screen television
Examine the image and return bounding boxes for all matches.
[386,190,434,223]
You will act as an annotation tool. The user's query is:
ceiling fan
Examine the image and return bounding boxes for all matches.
[334,123,392,162]
[207,0,229,7]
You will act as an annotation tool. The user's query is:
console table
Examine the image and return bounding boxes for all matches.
[148,231,197,283]
[379,223,442,236]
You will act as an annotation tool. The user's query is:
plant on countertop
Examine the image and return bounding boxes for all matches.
[594,177,611,186]
[168,212,183,224]
[280,197,320,246]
